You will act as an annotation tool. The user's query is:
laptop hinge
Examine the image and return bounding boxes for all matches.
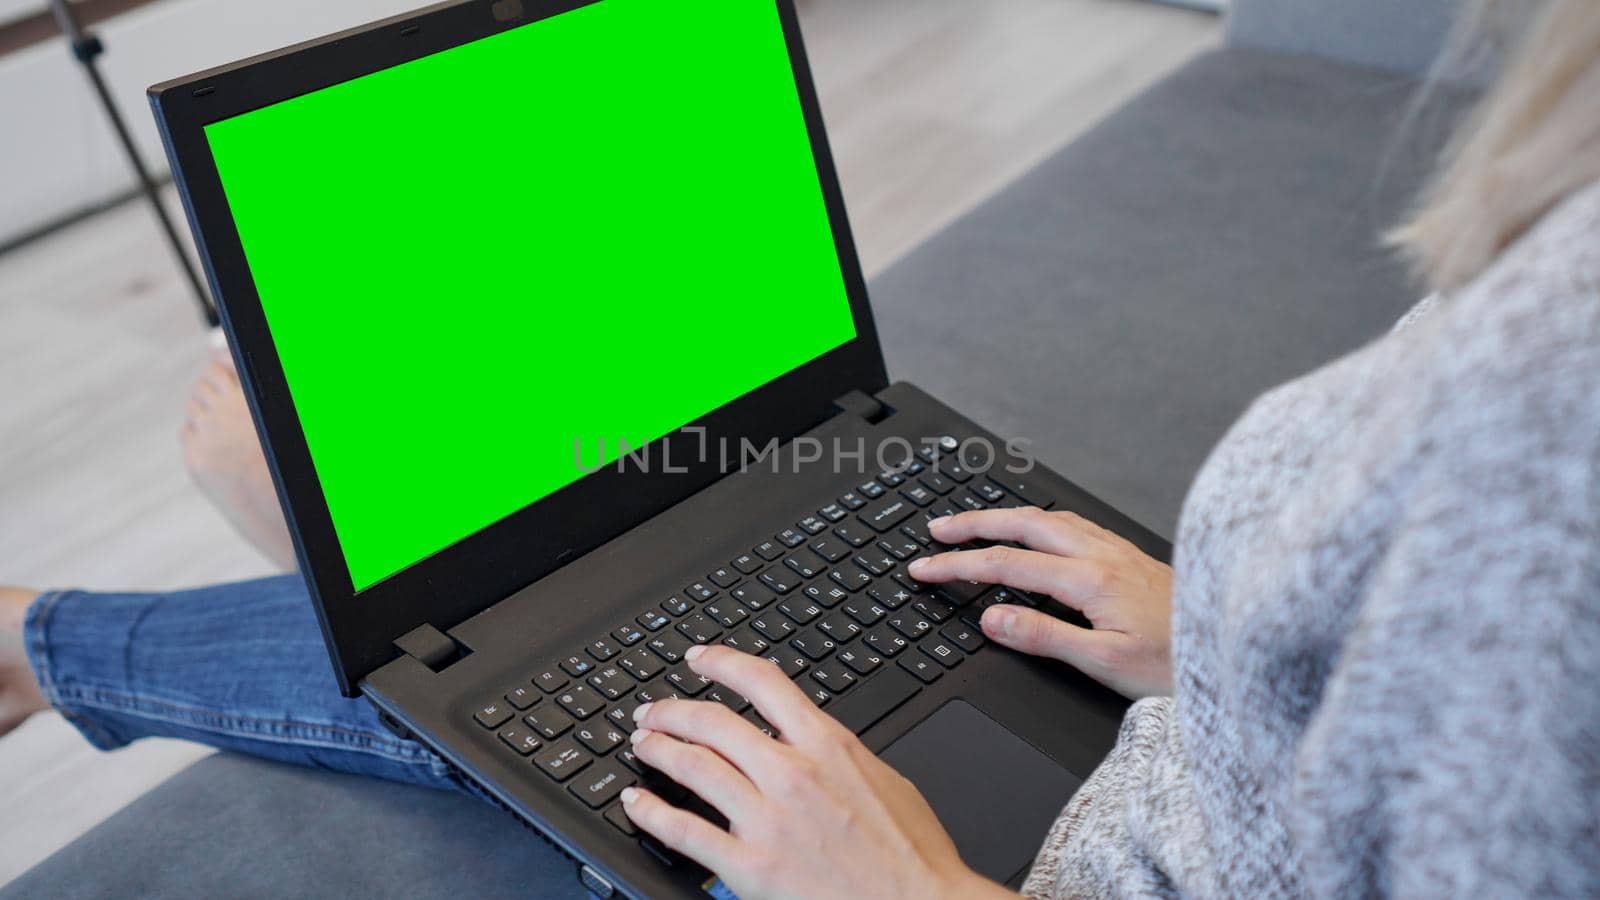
[394,623,467,673]
[833,389,890,425]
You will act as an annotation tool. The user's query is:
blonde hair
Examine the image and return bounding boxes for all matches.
[1389,0,1600,293]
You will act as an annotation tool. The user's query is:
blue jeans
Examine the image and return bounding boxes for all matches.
[24,575,464,790]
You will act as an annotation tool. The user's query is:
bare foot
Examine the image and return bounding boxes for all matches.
[0,586,48,737]
[181,349,297,571]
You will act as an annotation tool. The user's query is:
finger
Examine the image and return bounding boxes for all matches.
[908,545,1102,607]
[981,604,1110,669]
[684,645,832,743]
[926,507,1095,557]
[630,728,761,822]
[636,698,790,787]
[620,786,744,875]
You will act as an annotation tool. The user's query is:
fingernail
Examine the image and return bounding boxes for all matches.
[684,644,706,662]
[620,788,639,805]
[909,558,930,573]
[928,516,951,529]
[632,702,653,723]
[982,605,1015,636]
[630,728,654,745]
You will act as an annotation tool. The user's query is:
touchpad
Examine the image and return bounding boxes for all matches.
[879,700,1083,886]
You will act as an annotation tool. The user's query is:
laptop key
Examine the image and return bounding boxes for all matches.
[607,702,640,733]
[605,803,640,836]
[588,638,620,662]
[475,702,513,730]
[777,528,807,548]
[810,660,858,694]
[685,582,717,602]
[574,723,627,756]
[940,621,986,653]
[676,612,722,644]
[764,648,810,678]
[534,738,592,782]
[504,685,540,711]
[829,567,872,592]
[817,612,862,644]
[798,515,828,535]
[730,582,777,611]
[842,598,887,627]
[619,647,665,681]
[751,615,796,643]
[633,685,682,705]
[777,596,822,625]
[818,503,847,523]
[789,626,837,661]
[754,540,786,561]
[637,610,671,632]
[587,666,634,701]
[920,640,964,669]
[703,600,748,629]
[892,572,930,594]
[783,551,826,580]
[937,579,990,606]
[857,496,914,533]
[616,746,645,774]
[854,553,897,577]
[804,684,834,707]
[832,522,874,548]
[863,626,910,657]
[888,613,934,641]
[758,568,800,595]
[556,684,605,720]
[901,485,935,507]
[705,685,749,714]
[665,664,713,696]
[912,596,958,624]
[838,647,884,676]
[707,567,740,589]
[877,470,906,488]
[560,655,594,678]
[868,581,915,610]
[808,536,849,563]
[953,491,987,513]
[525,707,574,740]
[647,632,693,664]
[919,473,955,495]
[898,655,944,684]
[731,553,763,575]
[721,626,771,655]
[838,491,868,510]
[498,725,543,756]
[661,595,693,616]
[612,623,646,647]
[972,481,1006,504]
[802,581,851,608]
[879,536,922,561]
[938,458,974,483]
[828,665,920,735]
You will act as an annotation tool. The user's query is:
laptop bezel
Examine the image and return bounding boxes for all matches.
[148,0,888,695]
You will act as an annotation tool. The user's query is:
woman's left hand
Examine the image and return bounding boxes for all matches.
[623,644,1013,900]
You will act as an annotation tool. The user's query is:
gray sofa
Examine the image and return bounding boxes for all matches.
[4,1,1477,896]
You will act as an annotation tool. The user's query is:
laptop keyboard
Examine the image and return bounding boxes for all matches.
[468,446,1058,855]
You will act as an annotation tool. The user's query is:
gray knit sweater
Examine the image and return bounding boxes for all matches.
[1023,179,1600,898]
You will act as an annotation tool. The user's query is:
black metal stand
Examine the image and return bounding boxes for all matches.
[48,0,219,327]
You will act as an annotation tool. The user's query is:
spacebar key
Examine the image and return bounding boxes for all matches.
[827,668,920,735]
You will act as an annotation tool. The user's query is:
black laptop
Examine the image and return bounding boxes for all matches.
[149,0,1168,895]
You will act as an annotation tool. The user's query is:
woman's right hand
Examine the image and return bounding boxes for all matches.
[907,507,1174,699]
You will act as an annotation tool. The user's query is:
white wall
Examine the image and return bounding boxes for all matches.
[0,0,423,247]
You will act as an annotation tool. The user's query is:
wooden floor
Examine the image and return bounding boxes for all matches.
[0,0,1216,883]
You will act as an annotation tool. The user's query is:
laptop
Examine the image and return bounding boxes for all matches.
[148,1,1169,895]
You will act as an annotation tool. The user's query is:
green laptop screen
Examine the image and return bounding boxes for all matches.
[203,0,857,591]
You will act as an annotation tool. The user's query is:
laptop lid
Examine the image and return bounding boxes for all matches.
[149,0,887,695]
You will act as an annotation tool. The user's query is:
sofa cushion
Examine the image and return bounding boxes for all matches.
[6,46,1476,898]
[870,47,1473,537]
